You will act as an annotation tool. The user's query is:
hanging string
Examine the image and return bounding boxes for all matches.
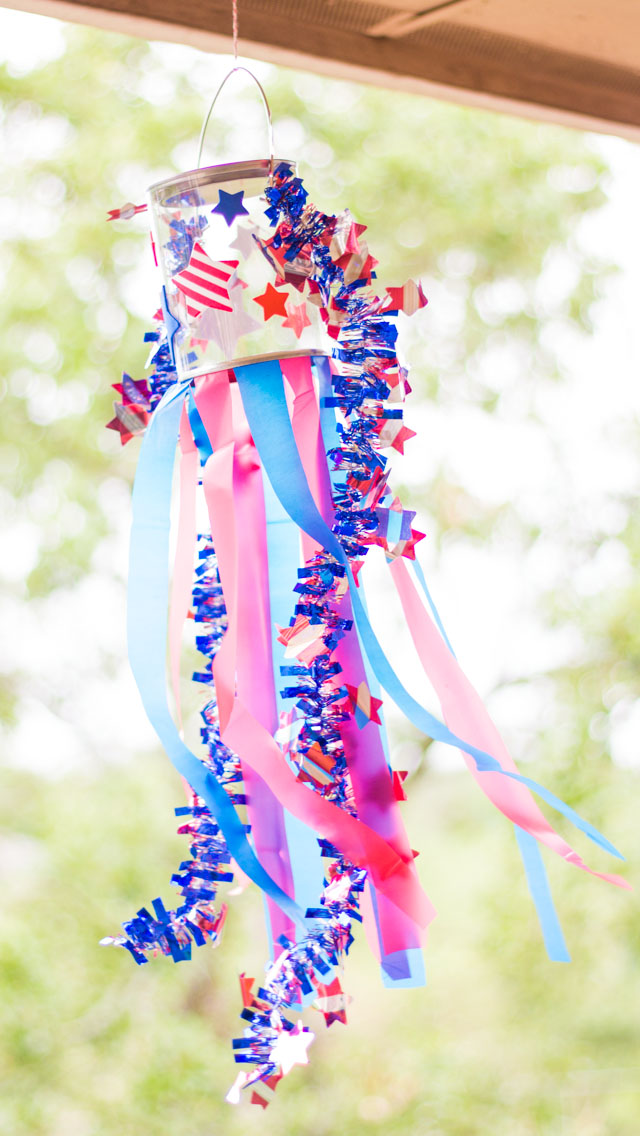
[196,0,276,170]
[196,66,274,169]
[232,0,239,62]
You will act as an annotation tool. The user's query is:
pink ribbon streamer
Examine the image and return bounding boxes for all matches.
[390,557,629,890]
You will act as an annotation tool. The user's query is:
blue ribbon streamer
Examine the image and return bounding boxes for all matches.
[410,570,569,958]
[410,561,569,959]
[514,826,570,961]
[186,389,213,463]
[234,358,623,864]
[127,380,308,931]
[412,558,457,660]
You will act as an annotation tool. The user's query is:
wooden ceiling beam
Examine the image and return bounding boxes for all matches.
[3,0,640,140]
[367,1,480,40]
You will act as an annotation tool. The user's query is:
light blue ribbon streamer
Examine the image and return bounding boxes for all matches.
[234,358,623,866]
[127,380,308,931]
[412,559,457,659]
[411,561,569,959]
[514,826,570,960]
[410,567,569,958]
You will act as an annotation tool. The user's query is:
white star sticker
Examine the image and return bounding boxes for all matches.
[230,223,259,262]
[193,276,261,356]
[270,1022,314,1075]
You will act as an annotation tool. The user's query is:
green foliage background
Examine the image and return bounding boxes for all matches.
[0,17,638,1136]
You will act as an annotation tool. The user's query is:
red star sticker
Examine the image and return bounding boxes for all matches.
[239,973,257,1008]
[282,300,311,339]
[390,423,417,454]
[400,529,426,560]
[350,559,364,586]
[393,770,409,801]
[253,282,289,320]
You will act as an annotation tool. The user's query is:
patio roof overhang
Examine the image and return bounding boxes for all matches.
[3,0,640,139]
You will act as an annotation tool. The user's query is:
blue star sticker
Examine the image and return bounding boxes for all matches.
[211,189,249,227]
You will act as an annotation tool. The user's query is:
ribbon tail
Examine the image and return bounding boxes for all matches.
[514,827,570,962]
[389,557,628,885]
[407,560,569,960]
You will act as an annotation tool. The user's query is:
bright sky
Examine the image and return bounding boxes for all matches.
[1,7,639,777]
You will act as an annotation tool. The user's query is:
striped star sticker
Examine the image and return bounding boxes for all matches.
[383,278,428,315]
[345,681,383,729]
[312,976,351,1027]
[276,614,327,663]
[172,242,239,318]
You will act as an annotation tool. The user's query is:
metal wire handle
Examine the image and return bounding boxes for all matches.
[196,66,274,173]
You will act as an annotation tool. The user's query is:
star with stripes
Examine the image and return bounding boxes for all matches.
[172,243,239,318]
[249,1073,283,1110]
[376,418,417,454]
[112,371,151,410]
[276,614,327,663]
[253,282,289,320]
[212,188,249,227]
[384,279,428,315]
[312,976,351,1027]
[374,496,416,545]
[345,681,383,729]
[296,742,335,788]
[106,402,149,445]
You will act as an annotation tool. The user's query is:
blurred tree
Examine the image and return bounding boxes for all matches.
[0,16,638,1136]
